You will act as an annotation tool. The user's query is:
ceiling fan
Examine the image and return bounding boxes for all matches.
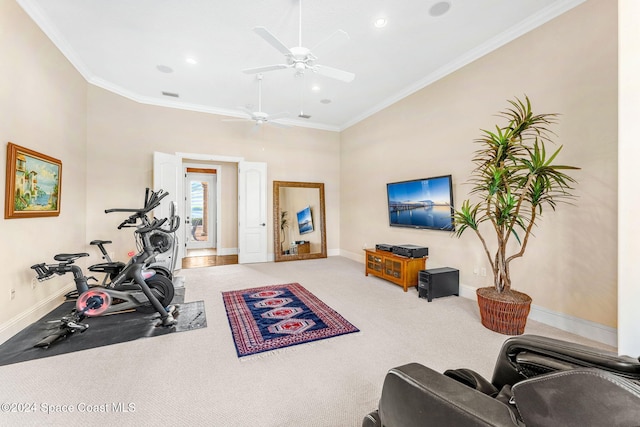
[243,0,355,83]
[223,74,290,128]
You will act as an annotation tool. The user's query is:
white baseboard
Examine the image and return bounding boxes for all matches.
[328,248,341,257]
[3,255,617,349]
[217,247,238,256]
[459,283,617,347]
[340,249,364,263]
[341,249,617,347]
[0,284,74,345]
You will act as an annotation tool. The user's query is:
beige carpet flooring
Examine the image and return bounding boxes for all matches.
[0,257,614,426]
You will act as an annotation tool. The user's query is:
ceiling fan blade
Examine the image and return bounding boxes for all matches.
[267,111,290,121]
[314,64,355,83]
[267,120,291,129]
[243,64,290,74]
[253,26,292,56]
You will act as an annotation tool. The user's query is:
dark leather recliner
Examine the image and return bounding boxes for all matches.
[363,335,640,427]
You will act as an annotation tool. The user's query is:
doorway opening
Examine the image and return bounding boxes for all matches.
[185,170,216,250]
[182,166,237,268]
[154,152,265,269]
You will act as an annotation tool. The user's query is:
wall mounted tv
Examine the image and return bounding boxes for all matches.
[296,205,314,235]
[386,175,455,231]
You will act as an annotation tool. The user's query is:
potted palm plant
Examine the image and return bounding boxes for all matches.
[280,211,289,254]
[454,96,580,335]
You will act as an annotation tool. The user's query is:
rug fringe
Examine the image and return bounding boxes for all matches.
[237,339,322,362]
[237,330,363,362]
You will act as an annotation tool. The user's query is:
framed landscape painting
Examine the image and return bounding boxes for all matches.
[4,142,62,219]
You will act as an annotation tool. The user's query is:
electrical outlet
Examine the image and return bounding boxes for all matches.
[473,267,479,275]
[480,267,487,277]
[363,243,368,249]
[10,288,16,300]
[31,277,38,289]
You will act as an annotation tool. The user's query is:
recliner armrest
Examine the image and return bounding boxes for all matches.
[512,368,640,427]
[377,363,519,427]
[492,335,640,389]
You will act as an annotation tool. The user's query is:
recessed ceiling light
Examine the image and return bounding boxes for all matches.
[320,99,332,104]
[311,85,321,92]
[185,57,198,65]
[156,65,173,73]
[374,17,387,28]
[429,1,451,17]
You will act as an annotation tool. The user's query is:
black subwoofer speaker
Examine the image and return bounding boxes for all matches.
[418,267,459,302]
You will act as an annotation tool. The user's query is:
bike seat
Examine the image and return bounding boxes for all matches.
[90,240,112,246]
[89,262,125,275]
[53,253,89,262]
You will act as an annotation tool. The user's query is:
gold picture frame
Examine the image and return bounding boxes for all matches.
[5,142,62,219]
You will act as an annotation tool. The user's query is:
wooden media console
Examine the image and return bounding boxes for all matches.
[364,249,427,292]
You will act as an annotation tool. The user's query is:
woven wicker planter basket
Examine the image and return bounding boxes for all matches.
[476,287,532,335]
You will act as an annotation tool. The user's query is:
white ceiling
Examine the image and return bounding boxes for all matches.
[17,0,585,131]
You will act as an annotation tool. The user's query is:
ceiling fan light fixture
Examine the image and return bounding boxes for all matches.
[244,0,355,83]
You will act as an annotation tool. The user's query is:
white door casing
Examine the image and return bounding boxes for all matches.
[154,152,265,264]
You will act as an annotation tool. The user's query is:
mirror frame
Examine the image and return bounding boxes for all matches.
[273,181,327,262]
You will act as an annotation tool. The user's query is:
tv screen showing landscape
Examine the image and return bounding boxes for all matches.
[387,175,455,231]
[297,206,314,235]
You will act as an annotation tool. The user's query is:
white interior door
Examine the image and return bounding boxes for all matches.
[153,151,184,265]
[185,172,216,250]
[238,161,268,263]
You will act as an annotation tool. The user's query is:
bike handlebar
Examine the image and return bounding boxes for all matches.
[117,216,138,229]
[136,217,167,234]
[105,189,168,215]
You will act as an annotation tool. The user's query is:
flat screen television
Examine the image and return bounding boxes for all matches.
[296,205,314,235]
[386,175,455,231]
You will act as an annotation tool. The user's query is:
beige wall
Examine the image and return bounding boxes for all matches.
[0,0,627,344]
[340,0,618,328]
[85,86,341,261]
[0,0,87,334]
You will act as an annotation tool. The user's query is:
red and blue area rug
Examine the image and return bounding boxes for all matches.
[222,283,359,357]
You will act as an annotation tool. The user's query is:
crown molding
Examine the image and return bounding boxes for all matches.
[339,0,587,131]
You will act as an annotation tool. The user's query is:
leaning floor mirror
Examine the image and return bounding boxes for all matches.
[273,181,327,262]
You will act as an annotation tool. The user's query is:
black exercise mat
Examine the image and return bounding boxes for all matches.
[0,297,207,366]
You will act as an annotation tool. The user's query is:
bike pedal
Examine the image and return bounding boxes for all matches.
[65,321,89,332]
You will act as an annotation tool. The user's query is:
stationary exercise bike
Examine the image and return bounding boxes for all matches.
[30,191,179,348]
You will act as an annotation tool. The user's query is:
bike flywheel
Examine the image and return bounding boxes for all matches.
[76,289,112,316]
